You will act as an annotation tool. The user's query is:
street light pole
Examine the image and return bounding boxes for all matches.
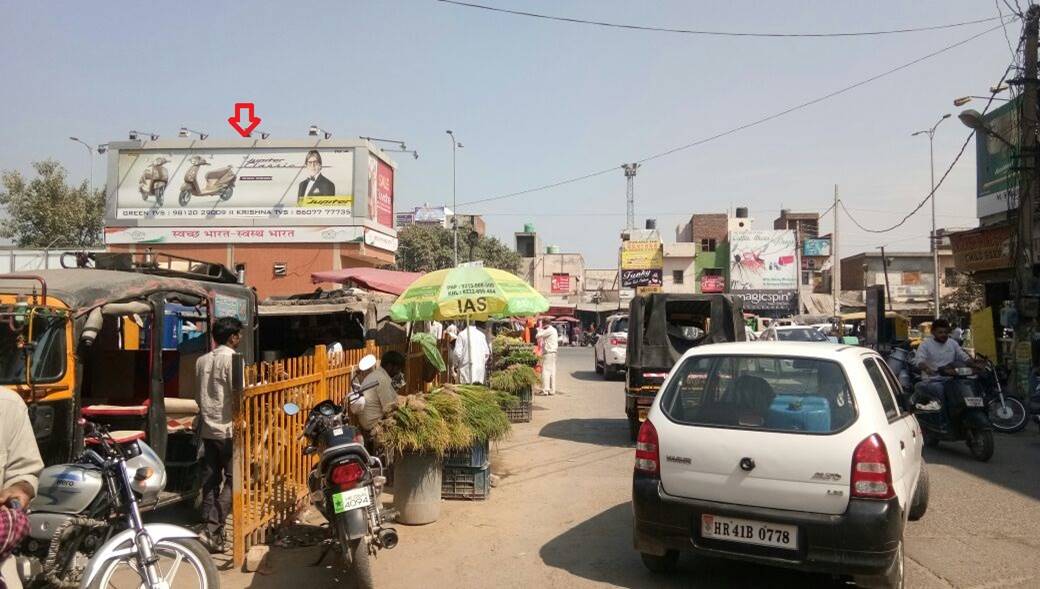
[68,137,94,194]
[446,130,462,266]
[912,113,951,319]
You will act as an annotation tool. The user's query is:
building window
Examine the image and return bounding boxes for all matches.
[673,270,684,284]
[700,238,717,252]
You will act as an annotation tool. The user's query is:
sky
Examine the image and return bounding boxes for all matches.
[0,0,1022,267]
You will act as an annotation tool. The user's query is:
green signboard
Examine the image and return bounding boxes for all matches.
[975,98,1019,218]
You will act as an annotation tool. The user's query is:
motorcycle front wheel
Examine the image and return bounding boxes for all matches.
[966,429,994,462]
[87,538,218,589]
[987,396,1028,433]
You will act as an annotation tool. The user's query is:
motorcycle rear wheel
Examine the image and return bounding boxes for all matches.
[87,538,217,589]
[987,396,1027,433]
[966,429,994,462]
[344,538,374,589]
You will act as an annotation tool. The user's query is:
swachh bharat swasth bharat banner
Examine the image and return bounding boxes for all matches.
[621,241,664,269]
[728,230,798,291]
[115,148,354,220]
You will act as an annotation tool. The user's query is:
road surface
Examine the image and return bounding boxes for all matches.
[220,347,1040,588]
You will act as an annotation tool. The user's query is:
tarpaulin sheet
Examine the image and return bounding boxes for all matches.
[312,267,422,296]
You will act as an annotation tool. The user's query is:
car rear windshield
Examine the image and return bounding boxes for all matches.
[777,328,828,342]
[659,355,857,434]
[611,317,628,333]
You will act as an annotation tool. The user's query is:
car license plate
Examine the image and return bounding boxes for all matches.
[332,487,371,514]
[964,396,984,408]
[701,514,798,550]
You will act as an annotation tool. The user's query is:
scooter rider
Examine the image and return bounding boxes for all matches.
[913,318,984,419]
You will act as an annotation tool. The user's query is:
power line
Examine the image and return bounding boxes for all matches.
[437,1,1007,38]
[458,21,1011,208]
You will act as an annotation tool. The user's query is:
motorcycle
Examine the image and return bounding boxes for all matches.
[282,379,397,589]
[975,355,1028,434]
[14,421,217,588]
[911,363,995,462]
[137,157,169,206]
[178,156,236,207]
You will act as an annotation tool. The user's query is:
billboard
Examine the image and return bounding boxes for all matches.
[551,273,571,294]
[975,98,1019,218]
[369,155,394,227]
[115,147,355,221]
[621,240,663,270]
[736,290,798,315]
[728,230,798,291]
[802,238,831,257]
[621,268,662,288]
[949,225,1012,272]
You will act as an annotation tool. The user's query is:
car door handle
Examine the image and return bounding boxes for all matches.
[900,440,906,450]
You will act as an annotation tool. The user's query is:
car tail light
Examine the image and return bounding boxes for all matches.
[635,420,660,478]
[851,434,894,500]
[330,462,365,490]
[610,336,627,346]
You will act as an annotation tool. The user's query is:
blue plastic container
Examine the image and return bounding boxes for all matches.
[768,395,832,433]
[443,439,490,468]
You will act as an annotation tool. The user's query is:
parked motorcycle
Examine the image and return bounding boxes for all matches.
[15,421,216,588]
[911,364,995,462]
[283,379,397,589]
[137,157,169,206]
[975,356,1028,434]
[178,156,236,207]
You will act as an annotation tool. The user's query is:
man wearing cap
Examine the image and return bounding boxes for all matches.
[358,351,406,434]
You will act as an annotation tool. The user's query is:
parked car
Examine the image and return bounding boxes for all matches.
[594,314,628,379]
[759,324,829,342]
[633,342,927,588]
[625,294,746,441]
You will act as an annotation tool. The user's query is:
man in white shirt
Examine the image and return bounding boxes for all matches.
[913,318,980,414]
[452,324,490,384]
[536,319,560,396]
[429,320,444,341]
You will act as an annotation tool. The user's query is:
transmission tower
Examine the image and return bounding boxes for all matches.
[622,163,640,230]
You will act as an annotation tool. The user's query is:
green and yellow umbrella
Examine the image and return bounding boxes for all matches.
[390,265,549,322]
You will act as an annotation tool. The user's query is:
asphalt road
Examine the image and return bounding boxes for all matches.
[221,347,1040,588]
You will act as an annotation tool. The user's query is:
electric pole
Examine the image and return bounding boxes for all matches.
[1014,5,1038,394]
[623,163,640,230]
[832,184,841,318]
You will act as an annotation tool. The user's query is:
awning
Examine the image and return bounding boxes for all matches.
[258,302,368,317]
[311,267,422,296]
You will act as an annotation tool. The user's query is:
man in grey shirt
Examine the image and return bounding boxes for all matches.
[359,351,405,433]
[195,316,243,553]
[0,386,44,588]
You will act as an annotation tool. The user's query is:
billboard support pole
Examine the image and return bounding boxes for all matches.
[879,246,894,311]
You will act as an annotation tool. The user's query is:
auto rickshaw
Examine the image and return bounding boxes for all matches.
[0,252,256,508]
[836,311,910,346]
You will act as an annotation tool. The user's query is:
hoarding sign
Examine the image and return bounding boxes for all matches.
[802,238,831,257]
[735,290,797,314]
[636,285,662,296]
[551,273,571,294]
[369,155,394,227]
[700,274,725,293]
[975,98,1019,218]
[621,241,664,269]
[395,212,415,227]
[115,147,355,220]
[949,225,1012,272]
[105,225,365,245]
[728,230,798,291]
[621,268,662,287]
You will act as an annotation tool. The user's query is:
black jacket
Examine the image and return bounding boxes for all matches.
[298,174,336,199]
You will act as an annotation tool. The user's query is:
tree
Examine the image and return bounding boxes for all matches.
[396,224,520,274]
[0,159,105,248]
[941,275,985,322]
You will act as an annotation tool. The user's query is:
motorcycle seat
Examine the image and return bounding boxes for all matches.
[82,404,149,417]
[86,430,145,445]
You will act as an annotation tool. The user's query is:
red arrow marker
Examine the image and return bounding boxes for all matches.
[228,102,262,137]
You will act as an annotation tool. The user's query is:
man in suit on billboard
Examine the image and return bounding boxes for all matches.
[298,150,336,202]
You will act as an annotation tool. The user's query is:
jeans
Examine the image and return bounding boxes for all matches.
[200,438,233,537]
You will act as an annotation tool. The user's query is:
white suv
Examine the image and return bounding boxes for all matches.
[594,314,628,379]
[633,342,927,588]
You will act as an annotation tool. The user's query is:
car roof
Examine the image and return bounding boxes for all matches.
[681,341,874,361]
[771,325,820,330]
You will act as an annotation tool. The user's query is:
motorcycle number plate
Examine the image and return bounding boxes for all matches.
[332,487,372,514]
[964,397,984,408]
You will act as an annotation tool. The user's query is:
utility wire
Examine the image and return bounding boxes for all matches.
[437,1,1007,38]
[459,21,1011,208]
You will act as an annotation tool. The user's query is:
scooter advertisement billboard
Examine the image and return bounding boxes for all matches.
[115,147,354,220]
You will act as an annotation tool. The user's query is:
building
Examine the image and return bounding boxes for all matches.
[839,251,956,319]
[661,242,696,293]
[103,138,398,299]
[395,206,485,237]
[513,226,585,313]
[773,209,829,292]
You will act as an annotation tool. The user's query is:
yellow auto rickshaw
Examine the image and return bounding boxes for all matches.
[837,311,910,345]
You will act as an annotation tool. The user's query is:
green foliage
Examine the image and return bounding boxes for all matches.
[941,275,985,320]
[376,396,452,458]
[374,384,511,456]
[492,334,524,351]
[489,364,539,394]
[411,332,446,372]
[0,160,104,247]
[493,349,539,370]
[453,385,512,443]
[395,223,520,273]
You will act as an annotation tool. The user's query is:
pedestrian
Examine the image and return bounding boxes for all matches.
[429,320,444,341]
[453,322,490,384]
[0,386,44,589]
[195,316,243,554]
[358,351,406,435]
[536,318,559,396]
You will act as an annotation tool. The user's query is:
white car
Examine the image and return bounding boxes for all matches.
[594,314,628,379]
[633,342,926,588]
[758,324,829,343]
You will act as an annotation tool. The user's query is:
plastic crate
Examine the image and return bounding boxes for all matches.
[442,464,491,500]
[444,439,490,468]
[505,400,532,423]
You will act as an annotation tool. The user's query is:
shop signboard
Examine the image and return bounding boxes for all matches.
[368,155,394,228]
[728,230,798,291]
[551,273,571,294]
[114,147,355,221]
[621,268,662,288]
[699,274,725,293]
[949,224,1012,272]
[975,98,1020,218]
[802,238,831,257]
[636,285,662,296]
[621,240,664,269]
[734,290,798,315]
